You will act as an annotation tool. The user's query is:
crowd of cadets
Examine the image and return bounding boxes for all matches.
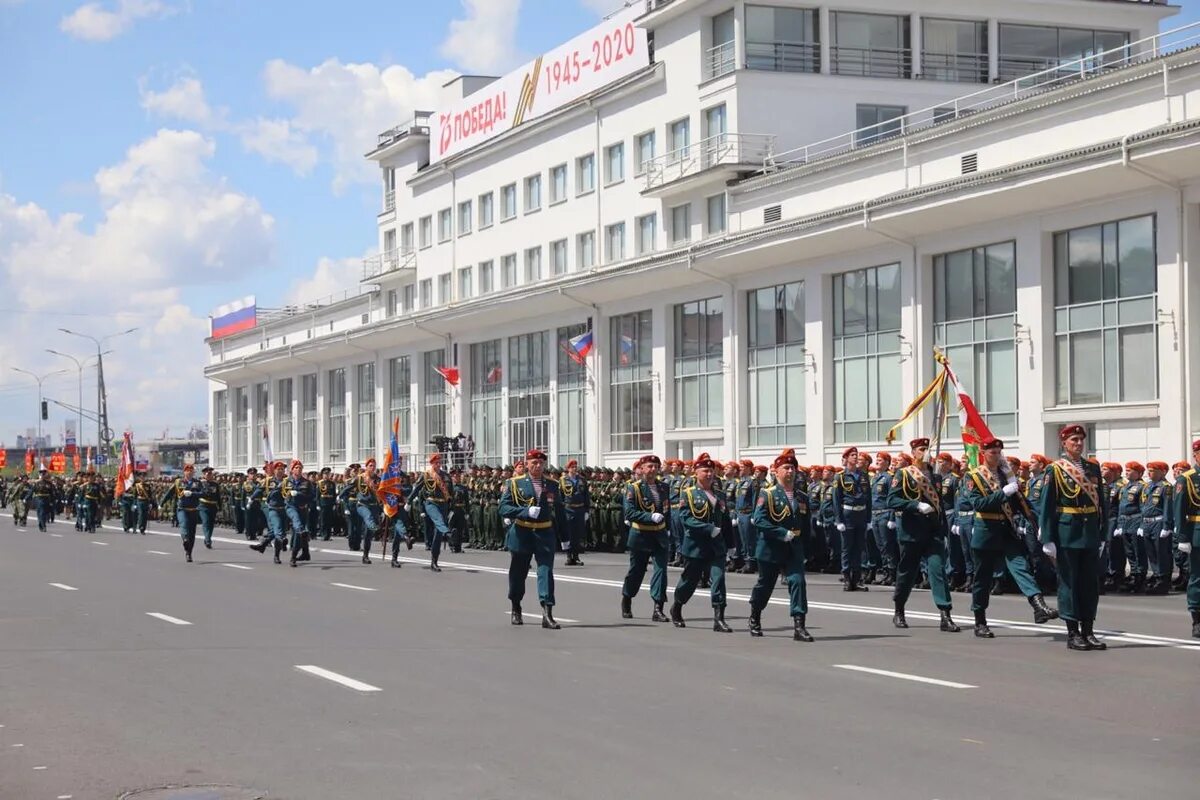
[4,427,1198,643]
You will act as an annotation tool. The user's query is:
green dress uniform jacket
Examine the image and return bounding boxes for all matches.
[1037,459,1107,551]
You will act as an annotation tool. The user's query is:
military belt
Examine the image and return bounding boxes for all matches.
[516,519,552,530]
[200,499,218,506]
[975,512,1005,521]
[631,522,665,532]
[1060,506,1098,515]
[1187,514,1200,523]
[843,504,866,512]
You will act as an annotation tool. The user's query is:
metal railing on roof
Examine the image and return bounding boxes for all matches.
[644,132,775,191]
[831,44,912,79]
[362,249,417,282]
[920,51,989,84]
[376,111,433,148]
[765,21,1200,174]
[745,40,819,74]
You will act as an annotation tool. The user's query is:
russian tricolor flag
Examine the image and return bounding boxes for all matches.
[210,295,257,339]
[568,330,593,364]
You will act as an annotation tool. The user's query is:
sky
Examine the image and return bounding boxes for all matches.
[0,0,1196,449]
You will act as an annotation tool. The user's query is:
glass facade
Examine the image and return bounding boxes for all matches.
[833,263,902,442]
[745,5,819,74]
[999,24,1130,81]
[234,386,249,464]
[301,373,318,463]
[832,12,911,78]
[922,18,988,83]
[748,281,806,446]
[1054,214,1157,405]
[470,339,504,465]
[423,349,447,441]
[673,297,724,429]
[556,323,588,464]
[356,362,376,462]
[508,332,551,463]
[388,356,411,446]
[934,241,1018,436]
[275,377,292,457]
[213,390,228,466]
[610,310,654,451]
[255,382,269,461]
[327,367,347,463]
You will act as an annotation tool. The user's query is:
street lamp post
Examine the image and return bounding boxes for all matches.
[45,349,109,456]
[11,367,69,463]
[59,327,137,462]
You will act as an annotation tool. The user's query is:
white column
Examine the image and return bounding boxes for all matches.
[1018,218,1053,456]
[723,282,740,458]
[805,273,828,460]
[346,364,358,467]
[1186,201,1200,439]
[1156,190,1185,455]
[733,0,746,70]
[819,7,832,75]
[910,14,922,78]
[591,312,608,465]
[987,19,1000,83]
[651,303,669,456]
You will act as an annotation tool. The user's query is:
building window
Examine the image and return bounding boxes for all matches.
[670,203,691,245]
[934,241,1018,436]
[605,142,625,184]
[702,104,727,165]
[922,17,988,83]
[1054,214,1157,405]
[747,281,806,446]
[386,289,398,317]
[610,310,653,451]
[556,323,589,464]
[673,297,723,429]
[234,386,249,464]
[501,183,517,220]
[470,339,504,465]
[419,278,432,308]
[388,356,411,447]
[437,208,452,242]
[635,131,656,176]
[668,118,690,162]
[423,348,447,441]
[524,246,543,283]
[402,284,415,313]
[327,367,347,463]
[706,194,726,236]
[502,254,518,288]
[577,231,595,270]
[459,266,473,299]
[478,192,494,229]
[745,5,819,74]
[479,260,494,294]
[507,332,551,463]
[524,174,542,213]
[213,390,228,466]
[400,223,414,254]
[636,213,657,255]
[855,104,906,146]
[606,222,626,263]
[707,8,737,79]
[438,272,452,304]
[999,24,1131,82]
[419,216,432,248]
[576,153,595,195]
[551,239,568,275]
[275,377,293,456]
[301,373,318,463]
[832,263,902,442]
[458,200,472,236]
[550,164,568,204]
[356,362,376,462]
[831,11,911,79]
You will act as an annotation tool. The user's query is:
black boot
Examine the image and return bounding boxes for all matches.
[1191,610,1200,639]
[511,601,523,625]
[1081,620,1106,650]
[713,605,732,633]
[939,608,961,633]
[973,609,994,638]
[842,572,854,592]
[541,604,560,630]
[1145,577,1169,596]
[391,554,401,568]
[864,568,877,585]
[892,602,909,629]
[184,534,194,563]
[651,601,669,623]
[429,554,441,573]
[621,596,633,619]
[748,607,763,637]
[793,614,813,642]
[670,601,686,628]
[1066,619,1090,650]
[289,535,299,567]
[272,539,283,565]
[1029,593,1059,624]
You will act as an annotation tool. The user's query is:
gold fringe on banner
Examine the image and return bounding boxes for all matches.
[884,367,948,445]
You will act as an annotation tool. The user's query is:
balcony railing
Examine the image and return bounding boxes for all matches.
[643,132,776,191]
[920,51,989,84]
[705,40,736,80]
[382,189,395,214]
[745,40,820,74]
[831,44,912,79]
[765,21,1200,173]
[996,50,1133,84]
[376,111,433,148]
[362,249,416,282]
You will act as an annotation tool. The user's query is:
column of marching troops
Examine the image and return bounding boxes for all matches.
[4,424,1199,645]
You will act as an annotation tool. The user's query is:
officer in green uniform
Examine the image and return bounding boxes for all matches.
[198,466,220,549]
[669,453,732,633]
[958,438,1059,637]
[749,448,813,642]
[243,467,262,541]
[1116,461,1147,593]
[161,463,201,563]
[1139,461,1174,595]
[559,459,589,566]
[498,449,562,629]
[1037,424,1108,651]
[131,471,152,534]
[449,467,469,554]
[316,467,336,540]
[620,455,670,622]
[339,465,362,550]
[409,453,452,571]
[887,438,960,633]
[1171,440,1200,638]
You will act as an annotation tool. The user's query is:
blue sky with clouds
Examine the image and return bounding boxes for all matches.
[0,0,1195,447]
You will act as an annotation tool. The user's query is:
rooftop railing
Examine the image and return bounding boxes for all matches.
[830,44,912,79]
[644,132,775,190]
[362,249,417,282]
[745,40,820,74]
[920,51,989,84]
[376,111,433,148]
[765,21,1200,174]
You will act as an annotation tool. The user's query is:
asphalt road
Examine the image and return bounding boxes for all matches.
[1,512,1197,800]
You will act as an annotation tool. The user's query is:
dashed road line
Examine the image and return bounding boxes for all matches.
[294,665,381,693]
[221,563,253,570]
[48,583,79,591]
[833,664,977,689]
[145,612,192,626]
[514,611,581,624]
[330,582,377,592]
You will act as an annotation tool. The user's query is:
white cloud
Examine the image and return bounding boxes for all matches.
[238,118,319,176]
[440,0,524,74]
[579,0,626,16]
[0,128,274,436]
[60,0,175,42]
[138,75,216,126]
[283,256,362,307]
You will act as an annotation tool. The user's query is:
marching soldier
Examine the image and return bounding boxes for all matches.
[249,461,288,565]
[353,459,385,565]
[243,467,262,541]
[559,459,589,566]
[1116,462,1147,593]
[340,464,362,551]
[832,447,871,591]
[198,466,221,549]
[409,453,452,572]
[887,438,960,633]
[498,449,562,629]
[132,471,152,534]
[736,461,763,575]
[284,460,313,567]
[1102,462,1125,591]
[1171,440,1200,638]
[316,467,336,541]
[232,473,247,536]
[1139,461,1174,595]
[749,448,813,642]
[161,463,201,563]
[870,453,896,586]
[669,453,732,633]
[620,454,670,622]
[1038,424,1108,651]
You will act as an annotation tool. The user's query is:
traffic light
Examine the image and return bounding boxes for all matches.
[41,400,48,421]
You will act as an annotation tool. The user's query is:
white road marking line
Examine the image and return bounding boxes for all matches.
[33,765,47,770]
[330,582,377,592]
[48,583,78,591]
[12,743,23,747]
[148,550,171,555]
[294,665,381,693]
[90,541,109,546]
[834,664,977,690]
[221,563,253,570]
[50,533,63,537]
[515,612,581,623]
[145,612,192,626]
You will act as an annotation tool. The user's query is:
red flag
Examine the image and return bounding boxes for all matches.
[24,448,33,473]
[434,366,460,387]
[938,353,994,468]
[0,450,6,468]
[115,432,134,499]
[72,452,80,471]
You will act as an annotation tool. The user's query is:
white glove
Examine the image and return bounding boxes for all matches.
[951,525,959,535]
[182,491,193,497]
[1136,528,1144,537]
[583,512,589,521]
[710,525,721,539]
[1160,529,1172,539]
[650,512,664,524]
[916,502,934,515]
[1002,483,1018,497]
[1042,542,1057,559]
[1006,475,1018,487]
[1114,528,1122,537]
[785,532,797,542]
[887,520,896,530]
[836,522,846,532]
[527,506,541,519]
[502,518,511,526]
[1179,543,1192,554]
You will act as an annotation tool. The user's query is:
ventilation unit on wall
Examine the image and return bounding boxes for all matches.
[961,153,979,175]
[764,204,782,224]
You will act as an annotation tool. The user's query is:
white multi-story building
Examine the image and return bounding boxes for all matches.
[206,0,1200,471]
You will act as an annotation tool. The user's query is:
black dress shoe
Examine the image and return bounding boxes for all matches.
[1066,620,1090,651]
[362,555,371,564]
[204,542,212,550]
[541,604,561,630]
[893,605,909,629]
[939,609,961,633]
[1029,594,1059,624]
[670,601,686,628]
[973,611,994,638]
[748,608,763,637]
[621,596,633,619]
[1191,610,1200,639]
[429,560,442,572]
[185,553,193,563]
[391,558,401,568]
[511,603,523,625]
[249,540,267,553]
[793,614,813,642]
[651,602,669,623]
[1081,621,1106,650]
[712,606,732,633]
